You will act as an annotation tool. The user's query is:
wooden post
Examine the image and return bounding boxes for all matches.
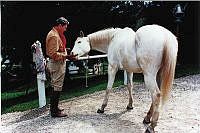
[37,78,46,107]
[32,41,46,108]
[124,71,127,85]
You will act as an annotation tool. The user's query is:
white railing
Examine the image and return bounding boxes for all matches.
[76,54,108,60]
[67,54,108,88]
[67,54,127,87]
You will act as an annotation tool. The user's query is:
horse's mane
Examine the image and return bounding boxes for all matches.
[88,28,118,46]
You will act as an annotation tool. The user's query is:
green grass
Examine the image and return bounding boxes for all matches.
[1,82,51,100]
[1,88,37,100]
[2,100,40,114]
[1,82,51,114]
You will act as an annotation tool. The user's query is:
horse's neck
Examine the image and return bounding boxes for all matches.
[88,28,116,53]
[90,40,109,53]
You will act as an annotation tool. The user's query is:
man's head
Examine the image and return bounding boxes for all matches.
[54,17,69,33]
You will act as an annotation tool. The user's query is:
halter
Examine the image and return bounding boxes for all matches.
[88,36,92,50]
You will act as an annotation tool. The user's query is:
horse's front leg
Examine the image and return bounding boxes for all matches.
[126,72,134,110]
[97,64,118,113]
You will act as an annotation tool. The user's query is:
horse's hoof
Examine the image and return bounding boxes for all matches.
[97,109,104,113]
[143,117,151,125]
[127,106,133,110]
[144,126,154,133]
[144,128,151,133]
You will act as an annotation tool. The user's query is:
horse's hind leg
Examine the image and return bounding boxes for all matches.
[126,72,134,110]
[97,64,118,113]
[143,70,161,125]
[144,73,161,133]
[143,103,153,125]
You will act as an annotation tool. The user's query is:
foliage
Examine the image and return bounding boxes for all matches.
[134,17,146,31]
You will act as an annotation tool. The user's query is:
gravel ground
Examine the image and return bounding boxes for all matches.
[1,74,200,133]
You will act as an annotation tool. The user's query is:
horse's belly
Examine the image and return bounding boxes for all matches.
[120,59,142,73]
[122,65,142,73]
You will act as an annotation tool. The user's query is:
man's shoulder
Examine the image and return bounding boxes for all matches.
[47,29,59,39]
[48,28,58,36]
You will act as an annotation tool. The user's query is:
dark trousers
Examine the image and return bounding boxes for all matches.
[50,90,60,116]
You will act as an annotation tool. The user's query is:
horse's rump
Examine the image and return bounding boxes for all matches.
[135,25,178,104]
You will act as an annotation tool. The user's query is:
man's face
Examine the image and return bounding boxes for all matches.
[59,24,68,33]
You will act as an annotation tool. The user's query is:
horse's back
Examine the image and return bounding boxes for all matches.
[136,25,176,43]
[114,27,135,39]
[113,27,136,47]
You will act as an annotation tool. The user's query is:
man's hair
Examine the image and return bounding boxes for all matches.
[54,17,69,26]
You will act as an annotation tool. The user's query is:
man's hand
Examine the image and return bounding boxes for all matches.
[66,54,78,61]
[66,48,71,51]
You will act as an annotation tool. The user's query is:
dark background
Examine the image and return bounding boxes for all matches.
[1,1,200,90]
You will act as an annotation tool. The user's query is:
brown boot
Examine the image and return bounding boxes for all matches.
[50,90,57,116]
[50,91,67,117]
[52,111,68,117]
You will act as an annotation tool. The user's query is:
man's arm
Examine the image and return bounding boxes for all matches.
[46,36,67,61]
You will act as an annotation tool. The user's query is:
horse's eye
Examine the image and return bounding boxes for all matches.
[78,41,81,44]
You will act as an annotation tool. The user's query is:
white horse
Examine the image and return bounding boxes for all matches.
[71,25,178,133]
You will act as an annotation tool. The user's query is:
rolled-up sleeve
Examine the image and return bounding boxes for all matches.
[46,36,66,61]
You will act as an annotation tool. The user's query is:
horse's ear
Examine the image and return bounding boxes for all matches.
[80,31,84,37]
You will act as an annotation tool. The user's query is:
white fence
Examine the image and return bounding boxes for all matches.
[67,54,127,87]
[70,54,108,61]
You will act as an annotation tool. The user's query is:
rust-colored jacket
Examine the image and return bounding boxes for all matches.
[46,28,67,61]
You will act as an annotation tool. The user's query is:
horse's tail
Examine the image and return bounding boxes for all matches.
[160,36,178,105]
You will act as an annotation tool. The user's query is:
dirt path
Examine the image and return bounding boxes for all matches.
[1,74,200,133]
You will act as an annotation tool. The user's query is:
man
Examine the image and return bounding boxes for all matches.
[46,17,77,117]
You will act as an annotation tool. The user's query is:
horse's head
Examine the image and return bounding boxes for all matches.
[71,31,91,57]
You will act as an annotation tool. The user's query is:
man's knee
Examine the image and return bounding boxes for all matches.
[53,86,62,91]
